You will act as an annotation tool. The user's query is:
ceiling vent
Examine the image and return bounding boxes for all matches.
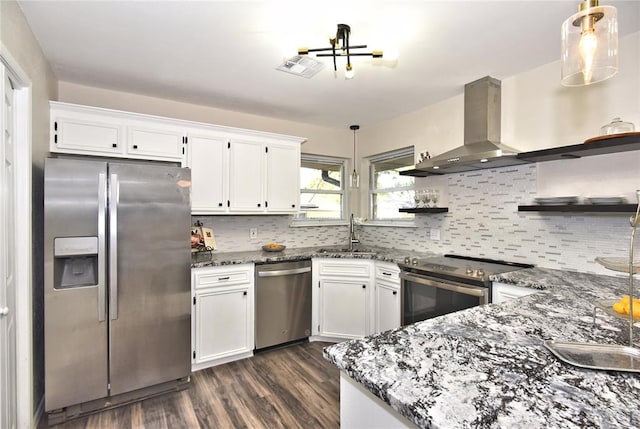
[276,55,325,78]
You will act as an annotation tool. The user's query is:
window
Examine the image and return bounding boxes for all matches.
[369,148,415,221]
[297,155,345,221]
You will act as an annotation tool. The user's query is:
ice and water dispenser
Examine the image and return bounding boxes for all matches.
[53,237,99,289]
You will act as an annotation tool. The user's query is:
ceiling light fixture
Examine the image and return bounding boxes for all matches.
[350,125,360,188]
[298,24,383,79]
[561,0,618,86]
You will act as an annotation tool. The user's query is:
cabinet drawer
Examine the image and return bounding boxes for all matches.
[194,265,253,289]
[375,263,400,282]
[316,260,371,278]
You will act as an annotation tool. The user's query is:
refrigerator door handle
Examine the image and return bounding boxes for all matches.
[109,173,119,320]
[97,172,107,322]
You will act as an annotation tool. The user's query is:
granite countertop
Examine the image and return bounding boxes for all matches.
[325,269,640,428]
[191,245,439,268]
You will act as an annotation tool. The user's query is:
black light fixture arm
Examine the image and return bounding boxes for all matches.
[298,23,382,73]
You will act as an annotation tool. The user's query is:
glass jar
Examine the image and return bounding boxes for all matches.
[600,117,635,135]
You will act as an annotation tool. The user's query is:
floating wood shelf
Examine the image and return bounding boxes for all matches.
[399,207,448,214]
[516,133,640,163]
[518,204,637,213]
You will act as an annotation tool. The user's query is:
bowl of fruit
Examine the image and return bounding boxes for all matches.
[262,243,286,252]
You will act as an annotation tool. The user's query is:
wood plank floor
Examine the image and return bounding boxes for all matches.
[44,341,340,429]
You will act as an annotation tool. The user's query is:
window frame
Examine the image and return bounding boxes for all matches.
[292,153,347,226]
[368,147,415,225]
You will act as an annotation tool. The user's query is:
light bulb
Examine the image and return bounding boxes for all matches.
[579,28,598,84]
[350,169,360,188]
[345,64,354,79]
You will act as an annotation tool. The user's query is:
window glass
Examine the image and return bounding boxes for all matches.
[298,155,345,221]
[369,149,414,221]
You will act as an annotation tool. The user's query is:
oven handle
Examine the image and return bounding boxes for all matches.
[400,272,489,299]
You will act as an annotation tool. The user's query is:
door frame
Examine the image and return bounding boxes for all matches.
[1,44,34,429]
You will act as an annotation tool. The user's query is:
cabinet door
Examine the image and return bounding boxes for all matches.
[194,287,251,363]
[188,133,228,213]
[265,143,300,213]
[51,112,124,156]
[228,139,264,212]
[319,279,369,339]
[375,282,400,333]
[491,282,537,304]
[126,121,185,161]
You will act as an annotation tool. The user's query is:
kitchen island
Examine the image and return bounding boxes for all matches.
[324,268,640,428]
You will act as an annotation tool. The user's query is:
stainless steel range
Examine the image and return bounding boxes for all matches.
[399,255,533,325]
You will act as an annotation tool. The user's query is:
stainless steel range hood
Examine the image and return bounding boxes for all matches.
[413,76,528,174]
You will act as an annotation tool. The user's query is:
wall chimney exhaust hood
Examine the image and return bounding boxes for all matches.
[411,76,529,175]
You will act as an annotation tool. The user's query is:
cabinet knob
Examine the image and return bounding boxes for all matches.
[112,143,117,148]
[218,203,223,207]
[362,285,366,289]
[132,144,138,149]
[257,203,261,207]
[393,291,398,295]
[291,204,296,208]
[243,291,248,296]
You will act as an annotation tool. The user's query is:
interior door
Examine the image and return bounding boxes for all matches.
[108,163,191,396]
[0,67,17,429]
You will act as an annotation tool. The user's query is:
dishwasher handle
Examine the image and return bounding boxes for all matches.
[257,267,311,277]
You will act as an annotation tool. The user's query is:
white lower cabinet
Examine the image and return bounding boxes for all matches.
[312,259,374,341]
[491,281,537,304]
[192,264,254,371]
[374,262,401,333]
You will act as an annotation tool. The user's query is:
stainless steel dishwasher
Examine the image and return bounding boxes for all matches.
[255,260,312,350]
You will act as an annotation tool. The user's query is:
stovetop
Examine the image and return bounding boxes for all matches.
[399,254,534,287]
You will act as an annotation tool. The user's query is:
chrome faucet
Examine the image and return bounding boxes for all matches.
[349,213,360,250]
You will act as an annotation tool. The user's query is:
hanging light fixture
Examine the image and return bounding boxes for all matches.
[561,0,618,86]
[298,24,383,79]
[350,125,360,188]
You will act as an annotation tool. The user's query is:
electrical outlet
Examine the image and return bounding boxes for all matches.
[430,228,441,241]
[250,228,258,239]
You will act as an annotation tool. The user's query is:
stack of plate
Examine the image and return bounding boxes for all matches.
[534,196,579,205]
[586,196,628,205]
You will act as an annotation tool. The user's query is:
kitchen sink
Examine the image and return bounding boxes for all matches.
[317,248,377,256]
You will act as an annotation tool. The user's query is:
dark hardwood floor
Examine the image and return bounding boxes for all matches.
[44,341,340,429]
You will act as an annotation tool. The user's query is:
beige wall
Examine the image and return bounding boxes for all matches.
[1,0,58,420]
[359,31,640,159]
[57,81,351,158]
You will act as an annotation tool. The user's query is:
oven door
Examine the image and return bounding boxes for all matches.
[400,271,489,326]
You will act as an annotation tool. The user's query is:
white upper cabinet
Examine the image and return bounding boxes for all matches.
[188,132,228,214]
[266,143,300,212]
[228,138,265,212]
[126,120,185,161]
[50,102,185,162]
[50,102,305,215]
[51,106,124,157]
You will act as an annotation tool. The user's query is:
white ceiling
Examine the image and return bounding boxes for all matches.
[17,1,640,130]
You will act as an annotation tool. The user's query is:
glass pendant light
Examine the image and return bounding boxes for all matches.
[561,0,618,86]
[350,125,360,188]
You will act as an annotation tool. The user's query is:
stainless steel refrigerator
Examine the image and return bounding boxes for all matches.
[44,157,191,419]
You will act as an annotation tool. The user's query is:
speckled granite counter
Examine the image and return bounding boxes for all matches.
[191,245,438,268]
[325,268,640,428]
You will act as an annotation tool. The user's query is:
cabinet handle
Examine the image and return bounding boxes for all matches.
[362,285,366,289]
[243,291,247,296]
[393,291,398,295]
[112,143,117,148]
[218,276,230,281]
[132,144,138,149]
[218,203,223,207]
[382,272,392,276]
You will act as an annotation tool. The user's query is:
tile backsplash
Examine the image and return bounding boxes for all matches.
[194,163,635,276]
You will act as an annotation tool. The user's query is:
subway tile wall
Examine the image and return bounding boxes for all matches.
[194,163,633,275]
